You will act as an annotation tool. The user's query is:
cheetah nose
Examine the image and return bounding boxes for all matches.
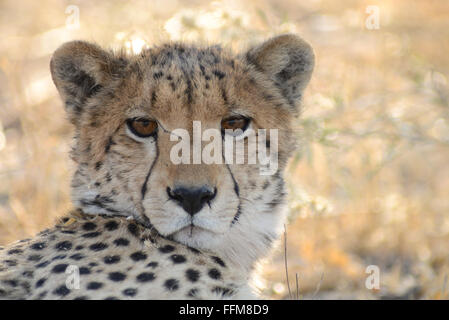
[167,186,217,216]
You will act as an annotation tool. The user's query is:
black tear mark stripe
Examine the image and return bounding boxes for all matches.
[141,139,159,199]
[225,163,242,226]
[220,139,242,226]
[224,164,239,197]
[140,139,159,231]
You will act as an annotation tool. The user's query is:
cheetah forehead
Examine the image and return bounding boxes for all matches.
[135,43,239,78]
[51,35,314,130]
[118,44,254,122]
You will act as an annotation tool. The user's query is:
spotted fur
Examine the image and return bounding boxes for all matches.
[0,34,314,299]
[0,211,250,299]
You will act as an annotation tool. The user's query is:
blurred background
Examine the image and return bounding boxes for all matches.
[0,0,448,299]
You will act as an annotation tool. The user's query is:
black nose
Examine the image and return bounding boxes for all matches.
[167,186,217,216]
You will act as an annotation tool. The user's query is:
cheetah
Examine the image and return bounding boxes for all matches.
[0,34,314,300]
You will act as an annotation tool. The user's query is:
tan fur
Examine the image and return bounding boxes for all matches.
[1,34,314,299]
[0,211,249,299]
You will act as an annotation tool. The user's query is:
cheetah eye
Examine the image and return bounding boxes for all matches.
[126,118,158,138]
[221,116,250,135]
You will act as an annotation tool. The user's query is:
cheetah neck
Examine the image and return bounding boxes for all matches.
[213,203,289,273]
[77,201,287,275]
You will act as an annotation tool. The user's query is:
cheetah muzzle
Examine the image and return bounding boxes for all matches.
[0,34,314,300]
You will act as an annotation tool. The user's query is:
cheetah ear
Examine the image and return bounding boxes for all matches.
[246,34,314,108]
[50,41,124,125]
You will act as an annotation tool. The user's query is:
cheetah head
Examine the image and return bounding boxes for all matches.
[50,35,314,270]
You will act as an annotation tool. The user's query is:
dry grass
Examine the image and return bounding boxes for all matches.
[0,0,448,299]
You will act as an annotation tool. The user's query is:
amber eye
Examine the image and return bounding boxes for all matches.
[126,118,158,138]
[221,116,250,134]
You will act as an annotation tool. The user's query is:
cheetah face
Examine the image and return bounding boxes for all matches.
[50,35,314,268]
